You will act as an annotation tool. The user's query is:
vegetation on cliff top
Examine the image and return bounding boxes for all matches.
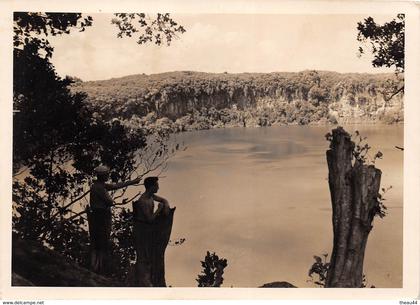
[72,70,403,128]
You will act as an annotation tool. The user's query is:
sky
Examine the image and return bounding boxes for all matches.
[47,13,396,81]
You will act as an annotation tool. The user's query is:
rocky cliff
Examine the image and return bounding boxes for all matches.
[72,70,403,126]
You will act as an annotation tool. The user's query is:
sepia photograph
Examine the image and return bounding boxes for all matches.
[2,0,420,301]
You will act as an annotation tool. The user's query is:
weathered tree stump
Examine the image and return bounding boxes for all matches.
[325,127,382,288]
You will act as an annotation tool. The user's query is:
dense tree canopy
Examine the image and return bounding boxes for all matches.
[13,13,93,167]
[14,12,93,59]
[13,12,185,281]
[13,12,186,167]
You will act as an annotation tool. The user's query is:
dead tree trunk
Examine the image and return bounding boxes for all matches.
[325,127,382,288]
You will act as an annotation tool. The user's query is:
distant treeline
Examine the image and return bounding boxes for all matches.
[71,70,404,130]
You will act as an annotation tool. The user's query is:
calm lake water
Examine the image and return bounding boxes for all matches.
[135,124,403,287]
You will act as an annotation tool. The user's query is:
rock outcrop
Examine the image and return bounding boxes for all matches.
[12,272,34,286]
[259,281,297,288]
[12,234,119,286]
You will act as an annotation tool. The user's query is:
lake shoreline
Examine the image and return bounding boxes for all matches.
[128,108,404,138]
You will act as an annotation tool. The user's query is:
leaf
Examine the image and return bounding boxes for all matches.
[313,255,322,263]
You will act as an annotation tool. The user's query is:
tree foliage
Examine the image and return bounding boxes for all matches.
[112,13,186,45]
[13,12,184,281]
[357,14,405,73]
[196,251,228,287]
[357,14,404,101]
[14,12,93,59]
[14,12,186,167]
[308,254,330,287]
[308,253,374,288]
[13,50,89,167]
[13,12,93,167]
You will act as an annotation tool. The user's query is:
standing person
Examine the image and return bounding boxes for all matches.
[132,176,174,286]
[88,165,140,275]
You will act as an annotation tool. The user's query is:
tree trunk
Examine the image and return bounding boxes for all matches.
[325,127,382,288]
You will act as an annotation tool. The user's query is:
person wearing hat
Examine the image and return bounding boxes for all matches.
[88,165,140,275]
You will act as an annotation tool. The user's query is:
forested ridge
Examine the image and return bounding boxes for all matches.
[72,70,403,130]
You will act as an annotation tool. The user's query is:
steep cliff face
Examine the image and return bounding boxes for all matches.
[72,71,403,124]
[329,89,403,124]
[161,89,257,120]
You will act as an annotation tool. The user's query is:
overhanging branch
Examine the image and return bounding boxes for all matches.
[383,86,404,101]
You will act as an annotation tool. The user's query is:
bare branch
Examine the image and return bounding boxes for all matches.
[65,209,88,223]
[12,166,29,178]
[383,86,404,101]
[51,190,90,219]
[68,209,88,222]
[125,191,142,204]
